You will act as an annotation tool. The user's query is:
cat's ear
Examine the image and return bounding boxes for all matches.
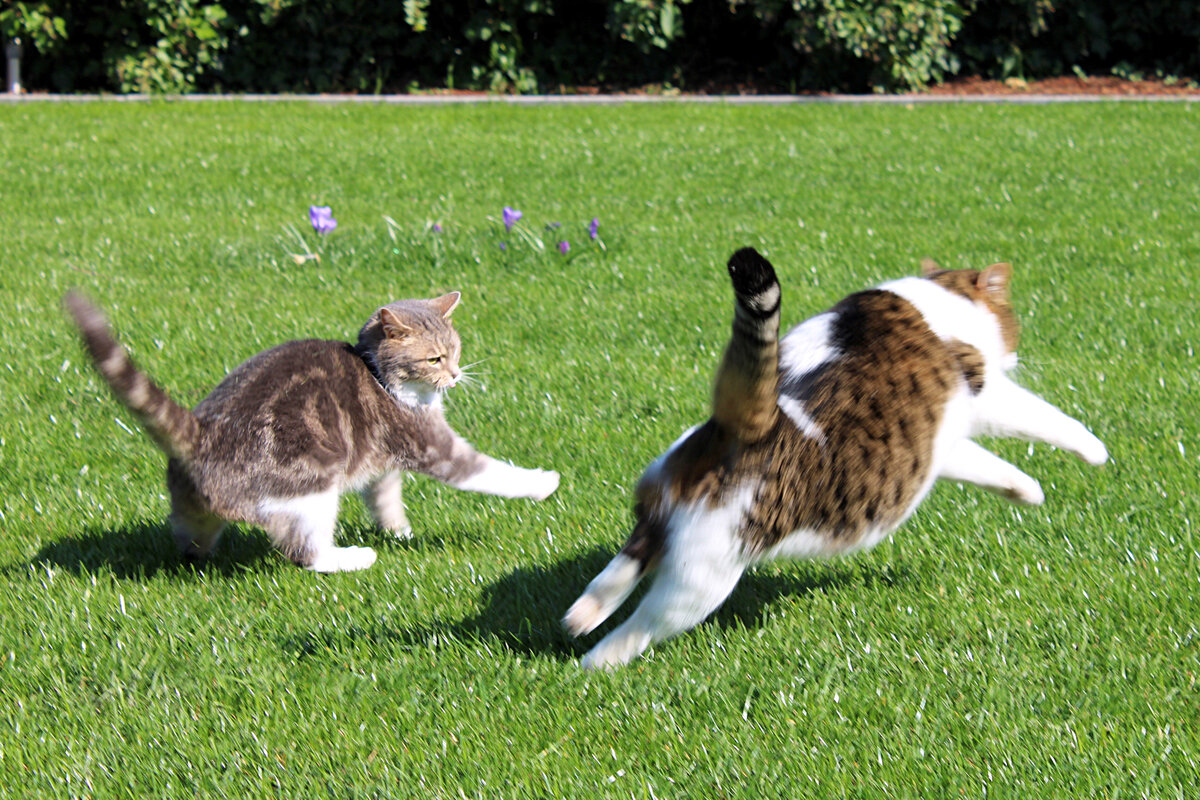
[429,292,461,319]
[976,262,1012,298]
[379,307,414,340]
[920,257,943,276]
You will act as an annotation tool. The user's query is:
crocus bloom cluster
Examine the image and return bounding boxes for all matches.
[310,205,337,235]
[495,206,602,256]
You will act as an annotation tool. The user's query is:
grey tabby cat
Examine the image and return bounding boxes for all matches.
[65,291,559,572]
[565,248,1107,668]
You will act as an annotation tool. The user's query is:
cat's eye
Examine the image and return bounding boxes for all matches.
[427,356,443,365]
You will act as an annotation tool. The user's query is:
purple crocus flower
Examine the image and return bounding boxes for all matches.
[432,222,443,233]
[558,240,570,254]
[499,242,508,252]
[588,217,599,240]
[502,206,522,232]
[309,205,337,235]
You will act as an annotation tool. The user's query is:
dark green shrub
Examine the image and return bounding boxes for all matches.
[0,2,67,55]
[6,0,1199,94]
[12,1,239,92]
[957,1,1200,81]
[722,0,968,92]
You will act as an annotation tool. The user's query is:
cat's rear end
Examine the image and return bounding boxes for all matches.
[563,248,790,660]
[64,293,387,569]
[565,249,1107,669]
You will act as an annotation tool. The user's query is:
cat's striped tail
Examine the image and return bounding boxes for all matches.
[712,247,781,443]
[64,291,201,462]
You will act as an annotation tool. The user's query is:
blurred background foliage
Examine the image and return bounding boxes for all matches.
[3,0,1198,94]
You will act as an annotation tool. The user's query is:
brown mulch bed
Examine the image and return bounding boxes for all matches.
[597,74,1200,97]
[412,74,1199,98]
[920,75,1200,96]
[643,74,1200,97]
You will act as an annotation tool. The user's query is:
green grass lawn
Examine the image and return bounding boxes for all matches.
[1,99,1197,798]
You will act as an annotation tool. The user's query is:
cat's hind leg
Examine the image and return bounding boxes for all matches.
[976,378,1108,465]
[258,490,377,573]
[579,551,748,670]
[170,508,227,561]
[564,517,665,637]
[574,505,749,670]
[363,470,413,539]
[167,460,226,560]
[938,438,1045,505]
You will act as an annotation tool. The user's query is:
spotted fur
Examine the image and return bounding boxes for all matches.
[564,249,1107,668]
[66,291,558,572]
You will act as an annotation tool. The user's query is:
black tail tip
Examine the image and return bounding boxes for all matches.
[727,247,777,295]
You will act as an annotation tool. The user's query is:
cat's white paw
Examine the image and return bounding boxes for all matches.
[389,525,414,541]
[564,555,641,637]
[579,628,652,670]
[307,546,378,573]
[526,469,560,501]
[1005,475,1045,506]
[1075,434,1108,467]
[564,595,603,638]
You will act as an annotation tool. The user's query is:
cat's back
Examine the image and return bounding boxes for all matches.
[781,287,964,423]
[195,338,380,422]
[742,285,971,552]
[188,338,402,480]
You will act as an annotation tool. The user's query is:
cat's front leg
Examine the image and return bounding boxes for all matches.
[975,378,1109,466]
[452,457,560,500]
[938,438,1044,505]
[363,470,413,539]
[419,426,559,501]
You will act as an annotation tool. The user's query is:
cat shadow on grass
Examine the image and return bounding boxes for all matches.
[28,519,278,580]
[24,512,508,582]
[283,547,910,664]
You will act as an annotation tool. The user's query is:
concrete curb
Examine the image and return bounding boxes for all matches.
[1,92,1198,105]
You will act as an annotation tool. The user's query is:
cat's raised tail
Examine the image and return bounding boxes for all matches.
[64,291,201,461]
[713,247,781,443]
[563,248,782,647]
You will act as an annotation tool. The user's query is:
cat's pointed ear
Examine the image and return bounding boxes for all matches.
[379,307,414,340]
[977,262,1012,297]
[430,292,461,319]
[920,257,943,276]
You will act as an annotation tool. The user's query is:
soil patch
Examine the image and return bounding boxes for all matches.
[919,75,1199,96]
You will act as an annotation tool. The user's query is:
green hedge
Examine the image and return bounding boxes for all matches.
[4,0,1198,94]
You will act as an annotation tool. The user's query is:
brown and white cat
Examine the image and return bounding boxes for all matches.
[65,291,559,572]
[564,248,1107,668]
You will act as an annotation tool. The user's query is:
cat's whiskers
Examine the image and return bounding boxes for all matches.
[457,357,492,379]
[453,368,489,393]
